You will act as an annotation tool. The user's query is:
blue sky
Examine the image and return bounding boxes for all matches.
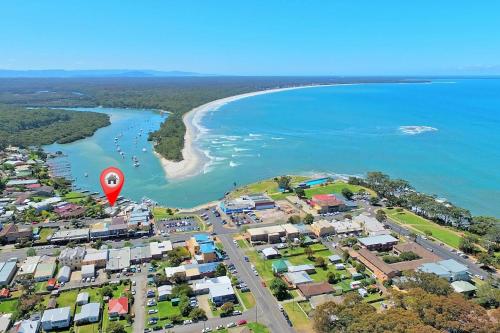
[1,1,499,75]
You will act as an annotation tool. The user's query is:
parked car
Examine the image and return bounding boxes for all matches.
[164,323,174,328]
[237,320,247,325]
[226,322,236,328]
[183,319,193,325]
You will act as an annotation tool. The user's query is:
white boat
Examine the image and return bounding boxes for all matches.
[142,148,147,152]
[84,172,88,177]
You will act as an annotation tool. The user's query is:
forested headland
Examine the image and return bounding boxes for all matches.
[0,77,425,161]
[0,105,110,149]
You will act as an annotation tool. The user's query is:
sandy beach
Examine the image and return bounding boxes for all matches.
[158,84,335,180]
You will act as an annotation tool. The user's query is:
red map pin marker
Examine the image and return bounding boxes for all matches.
[100,167,125,206]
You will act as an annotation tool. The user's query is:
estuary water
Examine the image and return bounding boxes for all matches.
[46,79,500,216]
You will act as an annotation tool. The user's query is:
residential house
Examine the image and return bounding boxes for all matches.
[0,223,32,243]
[150,241,173,259]
[246,224,299,244]
[17,256,40,279]
[10,319,40,333]
[193,276,236,306]
[108,297,128,318]
[451,281,477,296]
[41,307,71,331]
[74,303,100,325]
[261,247,280,259]
[284,271,313,287]
[297,282,334,299]
[272,260,288,274]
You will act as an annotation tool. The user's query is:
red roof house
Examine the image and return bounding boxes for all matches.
[108,297,129,317]
[0,288,10,298]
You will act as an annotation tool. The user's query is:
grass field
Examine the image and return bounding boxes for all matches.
[304,181,376,199]
[64,191,88,203]
[0,299,18,313]
[283,301,312,332]
[247,322,270,333]
[57,289,79,314]
[102,306,132,333]
[237,289,256,310]
[229,176,310,199]
[144,300,181,328]
[38,227,55,242]
[384,208,463,248]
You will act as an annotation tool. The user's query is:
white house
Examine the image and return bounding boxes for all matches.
[41,307,71,331]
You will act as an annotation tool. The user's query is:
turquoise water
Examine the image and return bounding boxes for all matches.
[46,80,500,216]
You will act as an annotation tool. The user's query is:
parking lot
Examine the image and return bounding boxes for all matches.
[156,216,200,235]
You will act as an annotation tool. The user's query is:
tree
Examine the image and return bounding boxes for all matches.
[189,307,207,320]
[375,209,387,222]
[270,278,289,300]
[275,176,292,191]
[304,213,314,224]
[398,271,452,296]
[304,246,314,259]
[172,284,193,298]
[26,248,37,257]
[369,196,380,206]
[101,286,114,298]
[220,302,235,316]
[315,256,326,268]
[424,229,433,237]
[408,232,418,241]
[341,188,354,200]
[327,271,339,284]
[179,296,192,317]
[91,238,103,249]
[107,322,126,333]
[475,279,500,308]
[295,187,306,198]
[19,294,42,316]
[215,263,227,277]
[287,215,301,224]
[459,235,478,254]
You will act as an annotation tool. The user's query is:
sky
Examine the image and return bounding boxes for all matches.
[1,1,500,75]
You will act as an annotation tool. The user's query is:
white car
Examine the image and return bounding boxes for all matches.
[226,322,236,328]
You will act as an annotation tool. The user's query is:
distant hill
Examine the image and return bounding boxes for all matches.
[0,69,209,78]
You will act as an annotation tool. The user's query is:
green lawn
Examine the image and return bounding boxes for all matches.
[247,322,270,333]
[57,289,79,314]
[304,181,375,199]
[144,299,181,328]
[75,323,100,333]
[236,289,256,310]
[38,227,55,242]
[0,299,18,313]
[102,306,132,333]
[153,207,173,220]
[384,208,463,248]
[229,176,310,199]
[236,238,250,249]
[283,301,312,331]
[64,191,88,203]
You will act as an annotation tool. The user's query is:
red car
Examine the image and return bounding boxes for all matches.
[237,320,247,326]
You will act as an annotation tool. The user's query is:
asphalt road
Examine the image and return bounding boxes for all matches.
[218,233,295,333]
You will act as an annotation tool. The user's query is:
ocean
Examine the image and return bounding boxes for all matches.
[45,79,500,216]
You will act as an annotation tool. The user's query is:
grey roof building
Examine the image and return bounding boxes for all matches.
[81,264,95,278]
[74,303,100,324]
[10,319,40,333]
[56,266,71,283]
[76,292,89,305]
[0,261,17,286]
[41,307,71,331]
[58,247,85,270]
[106,247,131,272]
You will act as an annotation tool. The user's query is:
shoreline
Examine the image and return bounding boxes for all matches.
[158,84,338,180]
